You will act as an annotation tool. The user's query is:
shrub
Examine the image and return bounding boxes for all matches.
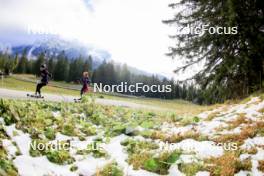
[128,150,181,175]
[62,124,76,136]
[97,162,123,176]
[70,165,78,172]
[44,127,56,140]
[80,123,96,136]
[142,150,181,175]
[178,163,204,176]
[121,139,159,155]
[46,150,75,165]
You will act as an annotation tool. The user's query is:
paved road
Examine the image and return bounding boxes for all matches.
[0,88,161,110]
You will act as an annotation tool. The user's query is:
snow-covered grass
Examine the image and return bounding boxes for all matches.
[1,95,264,175]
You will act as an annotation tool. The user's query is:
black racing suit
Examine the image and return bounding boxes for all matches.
[80,77,90,97]
[35,69,51,96]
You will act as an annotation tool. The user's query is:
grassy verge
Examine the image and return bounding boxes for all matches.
[0,74,210,115]
[0,76,80,96]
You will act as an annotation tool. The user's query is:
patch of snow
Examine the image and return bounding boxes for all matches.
[234,100,264,119]
[52,111,61,118]
[251,149,264,161]
[70,137,95,156]
[219,112,238,121]
[198,112,210,119]
[241,137,264,150]
[75,156,108,176]
[251,159,264,176]
[246,97,260,104]
[133,135,146,141]
[178,154,198,164]
[198,120,226,135]
[0,117,4,123]
[5,124,17,137]
[55,133,77,141]
[168,165,184,176]
[12,133,31,155]
[235,171,252,176]
[220,126,241,135]
[2,139,17,158]
[14,155,76,176]
[103,135,160,176]
[198,106,228,120]
[4,124,31,155]
[158,139,223,159]
[135,126,145,132]
[195,171,210,176]
[230,104,248,114]
[104,135,128,167]
[240,149,264,175]
[161,123,194,135]
[127,167,161,176]
[70,137,94,150]
[239,154,251,160]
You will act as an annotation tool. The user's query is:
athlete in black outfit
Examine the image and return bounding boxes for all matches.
[35,64,52,97]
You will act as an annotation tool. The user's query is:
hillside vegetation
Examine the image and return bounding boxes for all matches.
[0,95,264,175]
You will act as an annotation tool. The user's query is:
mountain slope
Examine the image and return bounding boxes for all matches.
[3,36,111,69]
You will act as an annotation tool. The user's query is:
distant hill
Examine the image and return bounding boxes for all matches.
[0,36,166,78]
[1,36,111,69]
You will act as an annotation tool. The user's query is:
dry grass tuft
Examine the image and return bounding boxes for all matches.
[245,147,258,155]
[205,152,252,176]
[258,107,264,114]
[214,121,264,146]
[149,130,206,143]
[128,152,152,170]
[205,152,237,176]
[205,112,220,121]
[258,160,264,172]
[96,162,123,176]
[149,131,167,141]
[226,113,251,130]
[167,131,201,143]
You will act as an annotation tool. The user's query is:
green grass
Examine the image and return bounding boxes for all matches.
[0,74,210,115]
[0,76,80,96]
[107,96,208,115]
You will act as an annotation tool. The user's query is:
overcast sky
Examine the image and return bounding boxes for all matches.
[0,0,201,79]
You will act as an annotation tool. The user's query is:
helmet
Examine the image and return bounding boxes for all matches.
[40,64,46,71]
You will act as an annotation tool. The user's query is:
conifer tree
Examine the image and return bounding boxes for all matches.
[34,52,46,75]
[16,49,28,74]
[54,51,69,81]
[164,0,264,103]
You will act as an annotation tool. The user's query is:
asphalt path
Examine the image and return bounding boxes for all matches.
[0,88,162,110]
